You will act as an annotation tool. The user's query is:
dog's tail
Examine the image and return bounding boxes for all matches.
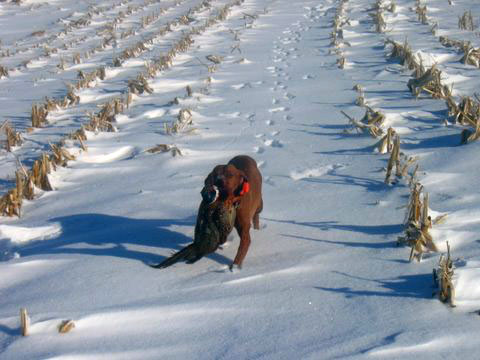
[150,244,201,269]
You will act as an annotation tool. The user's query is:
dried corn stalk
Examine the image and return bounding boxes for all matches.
[128,75,153,95]
[460,42,480,68]
[458,10,475,31]
[407,64,447,99]
[398,182,438,261]
[50,143,75,167]
[385,38,418,70]
[370,8,386,33]
[384,134,400,183]
[206,55,223,64]
[58,320,76,334]
[31,104,48,128]
[146,144,182,156]
[0,189,22,216]
[416,4,428,25]
[0,65,8,78]
[445,95,480,144]
[341,108,385,138]
[1,121,23,151]
[85,102,117,133]
[376,127,396,154]
[353,84,365,106]
[69,127,88,151]
[433,242,455,307]
[439,36,465,49]
[21,308,30,336]
[165,108,194,134]
[31,154,53,191]
[73,53,81,64]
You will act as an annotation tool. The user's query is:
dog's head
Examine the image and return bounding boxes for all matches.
[201,164,249,204]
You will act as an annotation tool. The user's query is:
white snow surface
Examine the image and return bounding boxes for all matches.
[1,0,480,358]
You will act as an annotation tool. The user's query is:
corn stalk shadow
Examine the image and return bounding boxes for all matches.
[316,271,432,299]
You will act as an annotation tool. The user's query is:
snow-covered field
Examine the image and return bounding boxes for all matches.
[2,0,480,358]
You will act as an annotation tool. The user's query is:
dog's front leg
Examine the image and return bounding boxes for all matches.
[230,223,251,270]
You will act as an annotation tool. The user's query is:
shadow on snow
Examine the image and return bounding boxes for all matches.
[315,271,432,300]
[18,213,232,266]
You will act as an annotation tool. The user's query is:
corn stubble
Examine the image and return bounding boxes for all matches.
[388,38,480,144]
[433,242,456,307]
[1,120,23,151]
[341,106,386,138]
[1,0,246,218]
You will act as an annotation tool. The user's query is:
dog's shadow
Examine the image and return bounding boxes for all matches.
[18,213,232,266]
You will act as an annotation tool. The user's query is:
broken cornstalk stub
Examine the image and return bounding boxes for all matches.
[434,242,456,307]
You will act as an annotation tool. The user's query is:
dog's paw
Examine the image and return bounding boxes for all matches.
[229,263,242,273]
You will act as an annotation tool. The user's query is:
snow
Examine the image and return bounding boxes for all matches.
[2,0,480,358]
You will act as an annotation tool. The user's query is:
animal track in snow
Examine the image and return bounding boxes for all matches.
[257,160,266,168]
[302,74,315,80]
[219,111,241,118]
[253,146,265,154]
[231,83,251,90]
[290,164,345,181]
[268,106,289,113]
[264,176,275,186]
[264,139,283,148]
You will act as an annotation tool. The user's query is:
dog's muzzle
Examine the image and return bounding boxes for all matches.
[201,185,219,204]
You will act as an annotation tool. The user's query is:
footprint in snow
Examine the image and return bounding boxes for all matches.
[254,146,265,154]
[264,139,283,148]
[290,164,345,181]
[231,83,250,90]
[264,176,276,186]
[220,111,241,118]
[268,106,290,113]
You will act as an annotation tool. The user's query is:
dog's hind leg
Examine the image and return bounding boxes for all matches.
[253,199,263,230]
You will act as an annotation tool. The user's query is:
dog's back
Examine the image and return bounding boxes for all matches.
[228,155,262,224]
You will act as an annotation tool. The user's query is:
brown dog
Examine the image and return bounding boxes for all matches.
[202,155,263,269]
